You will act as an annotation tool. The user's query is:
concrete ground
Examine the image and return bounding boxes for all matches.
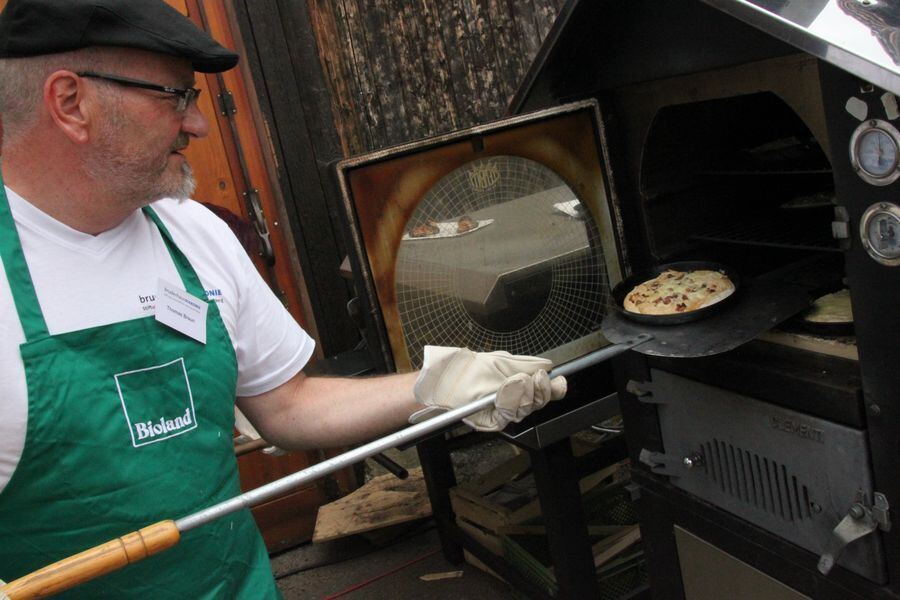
[272,521,518,599]
[272,438,524,599]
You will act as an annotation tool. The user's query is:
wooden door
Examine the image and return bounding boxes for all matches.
[0,0,353,552]
[174,0,361,552]
[174,0,352,553]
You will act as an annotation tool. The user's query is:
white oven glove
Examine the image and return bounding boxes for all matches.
[410,346,567,432]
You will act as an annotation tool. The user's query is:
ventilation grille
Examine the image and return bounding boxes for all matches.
[701,439,812,522]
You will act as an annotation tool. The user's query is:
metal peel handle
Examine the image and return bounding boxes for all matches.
[0,521,180,599]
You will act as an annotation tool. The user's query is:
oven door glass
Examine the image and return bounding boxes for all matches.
[337,101,624,371]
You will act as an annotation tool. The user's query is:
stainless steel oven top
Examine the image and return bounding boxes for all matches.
[705,0,899,95]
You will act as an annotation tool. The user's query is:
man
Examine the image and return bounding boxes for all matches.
[0,1,565,598]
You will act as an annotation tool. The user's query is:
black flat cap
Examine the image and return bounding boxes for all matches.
[0,0,238,73]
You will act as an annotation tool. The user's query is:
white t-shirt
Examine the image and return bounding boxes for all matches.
[0,188,315,492]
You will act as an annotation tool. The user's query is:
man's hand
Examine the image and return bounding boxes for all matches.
[410,346,567,431]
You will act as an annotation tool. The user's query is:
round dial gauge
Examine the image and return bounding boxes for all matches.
[850,120,900,186]
[860,203,900,265]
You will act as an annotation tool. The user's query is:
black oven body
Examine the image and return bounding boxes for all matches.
[513,1,900,598]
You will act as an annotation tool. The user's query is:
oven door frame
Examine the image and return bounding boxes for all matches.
[334,99,628,373]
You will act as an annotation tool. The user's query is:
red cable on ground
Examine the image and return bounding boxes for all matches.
[323,547,442,599]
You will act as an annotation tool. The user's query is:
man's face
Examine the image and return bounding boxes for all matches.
[81,51,208,206]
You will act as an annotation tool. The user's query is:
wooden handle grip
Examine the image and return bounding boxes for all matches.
[0,520,180,599]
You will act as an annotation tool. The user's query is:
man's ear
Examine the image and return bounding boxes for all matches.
[44,71,92,144]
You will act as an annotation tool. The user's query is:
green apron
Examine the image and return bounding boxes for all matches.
[0,184,280,599]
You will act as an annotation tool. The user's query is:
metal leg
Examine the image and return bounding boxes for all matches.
[530,440,600,599]
[369,452,409,479]
[417,435,465,563]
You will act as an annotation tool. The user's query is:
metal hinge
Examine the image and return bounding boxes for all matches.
[832,206,851,249]
[639,446,708,479]
[626,380,650,397]
[628,379,667,404]
[639,448,685,478]
[818,490,891,575]
[218,90,237,116]
[244,189,275,266]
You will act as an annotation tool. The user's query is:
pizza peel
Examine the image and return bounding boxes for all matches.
[602,261,814,358]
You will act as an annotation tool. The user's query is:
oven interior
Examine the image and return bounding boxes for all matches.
[641,92,838,265]
[611,55,850,344]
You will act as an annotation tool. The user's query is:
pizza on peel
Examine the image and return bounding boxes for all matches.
[623,269,735,315]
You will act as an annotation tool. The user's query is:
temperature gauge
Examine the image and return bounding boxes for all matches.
[850,120,900,186]
[860,203,900,265]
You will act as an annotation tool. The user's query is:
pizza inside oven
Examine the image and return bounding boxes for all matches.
[623,269,735,315]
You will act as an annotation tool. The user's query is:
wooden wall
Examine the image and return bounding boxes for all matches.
[306,0,566,155]
[232,0,565,356]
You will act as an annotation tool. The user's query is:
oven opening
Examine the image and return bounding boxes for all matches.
[639,91,840,280]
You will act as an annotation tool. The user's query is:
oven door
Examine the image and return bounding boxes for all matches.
[335,100,625,372]
[641,368,887,584]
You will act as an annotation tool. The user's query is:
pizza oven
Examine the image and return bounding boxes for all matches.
[335,0,900,598]
[506,0,900,598]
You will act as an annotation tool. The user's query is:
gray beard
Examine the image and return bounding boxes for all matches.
[84,153,196,206]
[170,161,196,201]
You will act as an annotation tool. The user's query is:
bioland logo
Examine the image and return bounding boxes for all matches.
[134,408,194,441]
[115,358,199,448]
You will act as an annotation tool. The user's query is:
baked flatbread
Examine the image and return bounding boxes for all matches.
[623,269,735,315]
[410,220,440,238]
[803,289,852,323]
[456,215,477,234]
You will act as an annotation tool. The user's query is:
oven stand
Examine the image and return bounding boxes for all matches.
[417,392,635,599]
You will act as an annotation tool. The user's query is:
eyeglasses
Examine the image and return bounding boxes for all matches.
[76,71,201,113]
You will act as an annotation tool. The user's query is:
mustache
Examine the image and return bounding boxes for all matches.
[170,135,190,152]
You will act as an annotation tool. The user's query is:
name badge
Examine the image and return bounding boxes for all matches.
[155,278,208,344]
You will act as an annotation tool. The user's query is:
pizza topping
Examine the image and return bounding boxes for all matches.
[410,220,440,238]
[456,215,478,234]
[622,268,735,316]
